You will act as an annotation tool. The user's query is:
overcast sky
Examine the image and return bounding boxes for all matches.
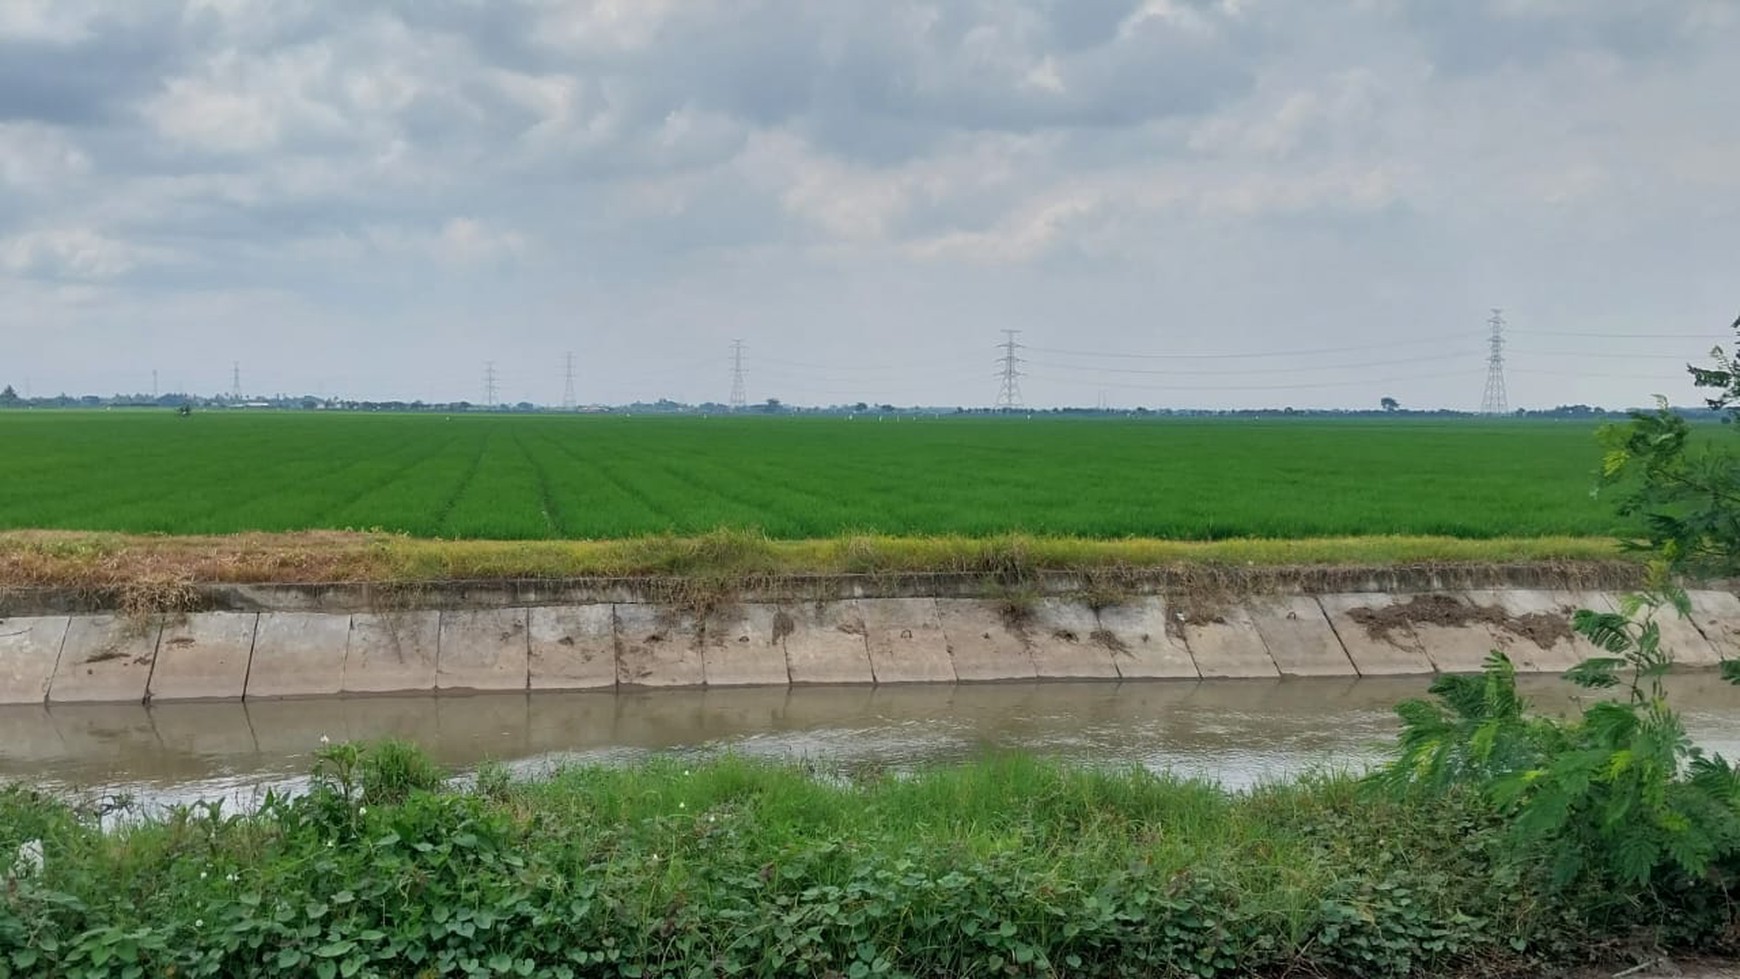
[3,0,1736,410]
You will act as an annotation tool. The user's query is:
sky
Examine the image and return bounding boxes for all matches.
[3,0,1737,411]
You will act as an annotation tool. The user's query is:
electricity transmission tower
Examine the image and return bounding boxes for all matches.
[1480,309,1508,415]
[729,340,747,410]
[562,352,577,410]
[484,362,498,408]
[995,330,1024,410]
[231,362,242,401]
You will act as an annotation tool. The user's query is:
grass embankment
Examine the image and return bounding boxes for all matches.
[3,748,1727,978]
[0,412,1623,539]
[0,529,1634,591]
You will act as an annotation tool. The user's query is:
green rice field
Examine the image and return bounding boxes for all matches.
[0,411,1623,540]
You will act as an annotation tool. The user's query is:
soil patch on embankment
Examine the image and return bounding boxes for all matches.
[1348,592,1577,649]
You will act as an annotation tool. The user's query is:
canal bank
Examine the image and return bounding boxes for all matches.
[1,568,1734,704]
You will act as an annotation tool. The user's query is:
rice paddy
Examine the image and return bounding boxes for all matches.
[0,411,1623,540]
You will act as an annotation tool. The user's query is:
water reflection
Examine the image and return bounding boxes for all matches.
[2,675,1736,808]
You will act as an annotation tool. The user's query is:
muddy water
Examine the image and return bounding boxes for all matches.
[3,676,1738,809]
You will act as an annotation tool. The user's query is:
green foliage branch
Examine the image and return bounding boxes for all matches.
[1598,315,1740,574]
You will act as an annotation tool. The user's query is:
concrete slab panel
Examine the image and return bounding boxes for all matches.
[436,608,528,693]
[49,615,159,704]
[1374,595,1510,674]
[529,605,617,691]
[781,602,874,685]
[1178,605,1279,678]
[0,615,69,705]
[935,599,1036,682]
[1688,590,1740,663]
[1317,595,1433,676]
[1463,590,1593,673]
[1025,599,1118,679]
[1652,598,1725,668]
[1246,596,1354,677]
[148,613,258,702]
[344,612,439,695]
[615,604,704,688]
[1091,598,1198,679]
[701,604,789,687]
[246,612,350,699]
[859,598,955,683]
[1579,591,1723,668]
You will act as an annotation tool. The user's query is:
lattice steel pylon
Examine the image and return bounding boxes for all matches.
[729,340,747,410]
[484,361,498,407]
[562,352,577,410]
[1480,309,1507,415]
[995,329,1024,409]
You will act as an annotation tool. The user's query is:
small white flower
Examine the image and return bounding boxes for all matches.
[682,770,690,777]
[227,873,238,882]
[194,919,203,928]
[358,807,367,816]
[199,871,207,879]
[707,815,715,824]
[678,802,685,810]
[651,853,660,862]
[326,840,335,848]
[319,735,330,745]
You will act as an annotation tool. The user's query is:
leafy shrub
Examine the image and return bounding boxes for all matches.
[1376,576,1740,941]
[0,752,1601,979]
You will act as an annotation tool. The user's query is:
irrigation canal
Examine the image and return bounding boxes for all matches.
[3,674,1738,810]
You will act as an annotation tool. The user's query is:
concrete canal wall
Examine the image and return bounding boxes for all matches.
[2,585,1735,704]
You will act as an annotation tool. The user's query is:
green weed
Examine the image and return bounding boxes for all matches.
[1,748,1733,977]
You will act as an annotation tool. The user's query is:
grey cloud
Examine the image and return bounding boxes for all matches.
[0,26,181,124]
[2,0,1735,410]
[1400,0,1704,74]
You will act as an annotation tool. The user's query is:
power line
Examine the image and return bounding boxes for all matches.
[1026,334,1479,362]
[729,340,747,410]
[1508,349,1714,361]
[562,352,577,410]
[1511,367,1702,381]
[1027,351,1474,377]
[1480,308,1508,415]
[1508,329,1728,340]
[1023,368,1484,393]
[996,329,1024,409]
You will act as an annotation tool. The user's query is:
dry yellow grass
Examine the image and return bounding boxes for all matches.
[0,528,1635,589]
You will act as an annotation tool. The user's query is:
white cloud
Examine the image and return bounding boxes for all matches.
[906,192,1104,264]
[433,217,527,264]
[0,228,160,279]
[0,0,106,43]
[0,124,90,189]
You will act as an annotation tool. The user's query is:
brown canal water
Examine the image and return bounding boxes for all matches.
[3,676,1738,809]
